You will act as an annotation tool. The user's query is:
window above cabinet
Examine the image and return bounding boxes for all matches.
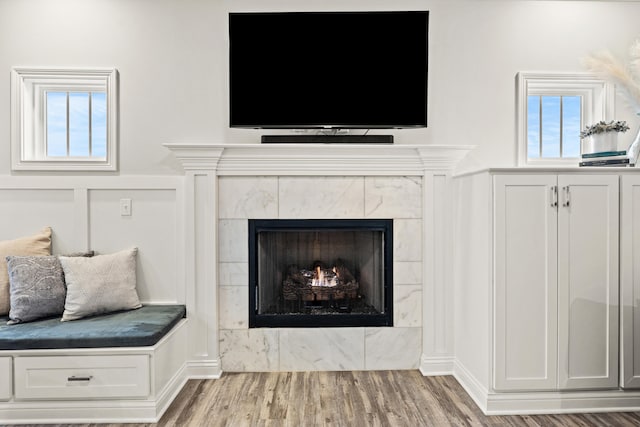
[517,72,614,167]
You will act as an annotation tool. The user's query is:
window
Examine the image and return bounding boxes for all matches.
[11,67,118,171]
[517,72,614,166]
[46,91,107,158]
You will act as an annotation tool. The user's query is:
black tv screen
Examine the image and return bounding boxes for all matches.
[229,11,428,129]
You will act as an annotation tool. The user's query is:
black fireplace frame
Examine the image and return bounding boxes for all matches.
[248,219,394,328]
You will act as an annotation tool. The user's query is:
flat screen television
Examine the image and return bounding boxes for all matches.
[229,11,428,135]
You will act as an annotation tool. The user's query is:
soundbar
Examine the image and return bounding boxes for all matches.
[261,135,394,144]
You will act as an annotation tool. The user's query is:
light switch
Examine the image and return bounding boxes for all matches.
[120,198,132,216]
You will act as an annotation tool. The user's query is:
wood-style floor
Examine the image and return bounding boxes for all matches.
[7,371,640,426]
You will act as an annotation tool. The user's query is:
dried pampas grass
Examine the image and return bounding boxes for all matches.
[583,39,640,114]
[629,39,640,83]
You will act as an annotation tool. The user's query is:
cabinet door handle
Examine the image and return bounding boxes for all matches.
[551,186,558,208]
[67,376,93,382]
[562,186,571,207]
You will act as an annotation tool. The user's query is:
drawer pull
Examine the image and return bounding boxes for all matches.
[67,376,93,382]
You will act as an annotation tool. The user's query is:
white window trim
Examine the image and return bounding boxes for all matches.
[10,67,118,171]
[516,71,615,167]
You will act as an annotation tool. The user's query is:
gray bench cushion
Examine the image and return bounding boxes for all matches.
[0,304,186,350]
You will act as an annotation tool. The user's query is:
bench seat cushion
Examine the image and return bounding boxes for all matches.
[0,304,186,350]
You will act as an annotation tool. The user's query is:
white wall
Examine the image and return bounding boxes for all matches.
[0,177,183,303]
[427,0,640,172]
[0,0,226,175]
[1,0,639,175]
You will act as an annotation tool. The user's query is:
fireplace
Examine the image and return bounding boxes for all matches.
[165,143,471,373]
[248,219,393,328]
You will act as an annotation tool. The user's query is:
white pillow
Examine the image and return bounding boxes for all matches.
[59,248,142,321]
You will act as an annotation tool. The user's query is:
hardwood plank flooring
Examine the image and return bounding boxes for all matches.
[6,371,640,426]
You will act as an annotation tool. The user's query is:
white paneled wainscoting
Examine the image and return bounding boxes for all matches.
[0,176,193,423]
[165,143,472,376]
[0,176,184,306]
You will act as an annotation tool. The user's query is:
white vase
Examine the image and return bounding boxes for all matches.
[582,132,619,155]
[627,126,640,165]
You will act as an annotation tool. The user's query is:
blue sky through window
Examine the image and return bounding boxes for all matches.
[46,91,107,158]
[542,96,561,158]
[69,92,89,156]
[527,95,581,159]
[91,93,107,157]
[46,92,67,157]
[562,96,581,157]
[527,96,540,158]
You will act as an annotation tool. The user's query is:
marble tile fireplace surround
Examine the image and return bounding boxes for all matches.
[166,143,471,375]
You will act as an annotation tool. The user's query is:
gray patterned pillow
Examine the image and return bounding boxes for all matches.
[6,255,66,325]
[59,248,142,321]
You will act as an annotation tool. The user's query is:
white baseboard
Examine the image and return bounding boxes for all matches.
[186,359,223,379]
[451,358,640,415]
[155,362,189,421]
[419,354,455,376]
[484,389,640,415]
[452,359,489,413]
[0,399,160,424]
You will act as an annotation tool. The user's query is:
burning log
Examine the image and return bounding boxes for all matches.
[283,260,359,301]
[310,261,338,287]
[333,258,355,283]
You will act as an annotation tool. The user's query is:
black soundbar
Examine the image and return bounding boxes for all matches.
[261,135,394,144]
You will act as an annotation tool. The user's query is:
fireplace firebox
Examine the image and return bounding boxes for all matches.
[248,219,393,328]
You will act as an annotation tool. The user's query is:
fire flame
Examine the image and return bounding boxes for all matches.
[311,265,338,287]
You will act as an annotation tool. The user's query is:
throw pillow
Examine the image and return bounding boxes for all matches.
[0,227,52,315]
[6,255,66,324]
[59,247,142,321]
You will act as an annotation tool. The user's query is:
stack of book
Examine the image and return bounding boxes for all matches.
[580,139,640,167]
[580,150,633,167]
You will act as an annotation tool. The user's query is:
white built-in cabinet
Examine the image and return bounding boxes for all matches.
[0,320,188,423]
[622,175,640,389]
[493,174,619,392]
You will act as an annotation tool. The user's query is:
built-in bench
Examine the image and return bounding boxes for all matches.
[0,304,186,350]
[0,304,189,424]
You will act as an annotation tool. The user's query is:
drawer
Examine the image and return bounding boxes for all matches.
[0,357,11,400]
[14,355,149,400]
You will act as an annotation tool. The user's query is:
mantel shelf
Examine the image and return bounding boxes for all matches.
[164,143,474,175]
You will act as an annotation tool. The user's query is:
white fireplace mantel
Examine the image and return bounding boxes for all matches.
[165,142,473,378]
[163,143,474,175]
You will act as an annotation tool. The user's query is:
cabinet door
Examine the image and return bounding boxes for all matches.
[0,357,10,400]
[557,174,619,390]
[493,174,558,391]
[621,175,640,388]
